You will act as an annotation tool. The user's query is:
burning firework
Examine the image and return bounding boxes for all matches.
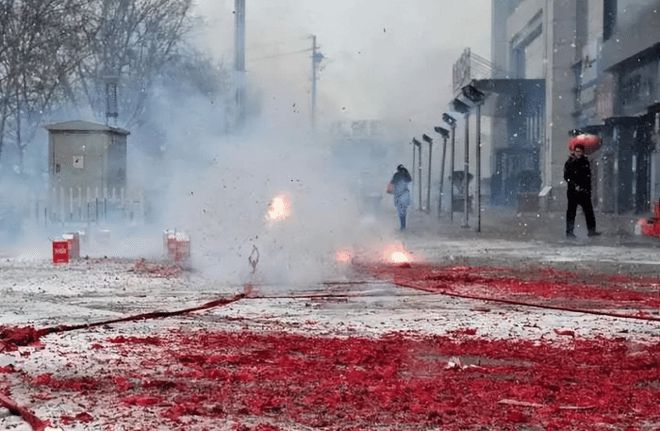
[389,251,410,264]
[335,249,353,264]
[266,194,291,222]
[382,244,413,266]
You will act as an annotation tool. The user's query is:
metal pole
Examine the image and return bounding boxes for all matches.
[411,141,416,207]
[417,144,423,211]
[476,104,482,232]
[234,0,246,127]
[311,35,318,128]
[426,140,433,214]
[449,124,456,221]
[463,112,470,228]
[438,135,448,215]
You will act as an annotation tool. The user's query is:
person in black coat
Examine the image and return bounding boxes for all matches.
[564,144,600,238]
[388,165,412,230]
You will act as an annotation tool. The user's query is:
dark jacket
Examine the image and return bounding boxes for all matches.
[391,169,412,185]
[564,156,591,194]
[390,169,412,202]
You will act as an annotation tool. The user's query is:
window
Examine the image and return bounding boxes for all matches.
[603,0,617,41]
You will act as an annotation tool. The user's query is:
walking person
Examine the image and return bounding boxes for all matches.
[387,164,412,230]
[564,144,600,238]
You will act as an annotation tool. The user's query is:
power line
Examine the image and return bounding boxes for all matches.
[248,47,312,63]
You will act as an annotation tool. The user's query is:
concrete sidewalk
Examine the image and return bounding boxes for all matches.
[404,205,660,247]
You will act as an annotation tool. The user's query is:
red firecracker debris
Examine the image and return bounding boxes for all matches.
[9,329,657,430]
[554,329,576,337]
[0,326,49,351]
[131,258,182,278]
[364,263,660,319]
[0,393,50,431]
[60,411,94,425]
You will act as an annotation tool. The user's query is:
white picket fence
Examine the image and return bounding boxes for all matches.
[35,186,145,224]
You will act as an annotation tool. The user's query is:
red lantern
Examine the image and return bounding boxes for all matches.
[568,134,601,154]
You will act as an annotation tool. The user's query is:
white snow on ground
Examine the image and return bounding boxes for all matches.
[405,237,660,267]
[1,234,659,430]
[1,237,658,339]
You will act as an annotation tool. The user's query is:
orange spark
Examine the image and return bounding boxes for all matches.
[335,249,353,264]
[389,251,410,264]
[382,244,413,265]
[266,194,291,222]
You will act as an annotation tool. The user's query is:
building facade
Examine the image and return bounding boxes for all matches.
[46,120,130,221]
[488,0,660,213]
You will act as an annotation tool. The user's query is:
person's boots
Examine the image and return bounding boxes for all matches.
[566,220,575,238]
[588,230,601,237]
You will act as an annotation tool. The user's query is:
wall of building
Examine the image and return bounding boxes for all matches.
[489,0,515,199]
[507,0,544,77]
[49,131,128,196]
[574,0,604,127]
[601,1,660,213]
[106,135,128,191]
[496,0,579,206]
[488,0,659,214]
[49,132,110,193]
[601,0,660,70]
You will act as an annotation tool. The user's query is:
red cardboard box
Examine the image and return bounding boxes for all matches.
[52,240,70,264]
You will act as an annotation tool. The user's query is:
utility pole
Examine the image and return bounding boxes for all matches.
[448,123,456,221]
[434,126,449,215]
[234,0,246,128]
[102,0,124,127]
[438,132,447,213]
[460,83,486,232]
[413,138,423,211]
[475,103,482,232]
[311,35,323,129]
[104,76,118,127]
[423,134,433,214]
[463,111,470,228]
[411,140,416,207]
[451,99,471,227]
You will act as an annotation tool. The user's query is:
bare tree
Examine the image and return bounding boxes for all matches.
[73,0,193,128]
[0,0,192,170]
[0,0,95,170]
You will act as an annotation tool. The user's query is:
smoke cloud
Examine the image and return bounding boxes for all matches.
[1,1,491,287]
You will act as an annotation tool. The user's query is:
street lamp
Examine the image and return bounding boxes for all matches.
[462,85,486,104]
[451,98,471,228]
[422,133,433,214]
[434,126,449,215]
[412,137,423,211]
[461,84,486,232]
[442,113,457,221]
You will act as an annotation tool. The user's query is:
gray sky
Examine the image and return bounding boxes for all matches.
[194,1,492,133]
